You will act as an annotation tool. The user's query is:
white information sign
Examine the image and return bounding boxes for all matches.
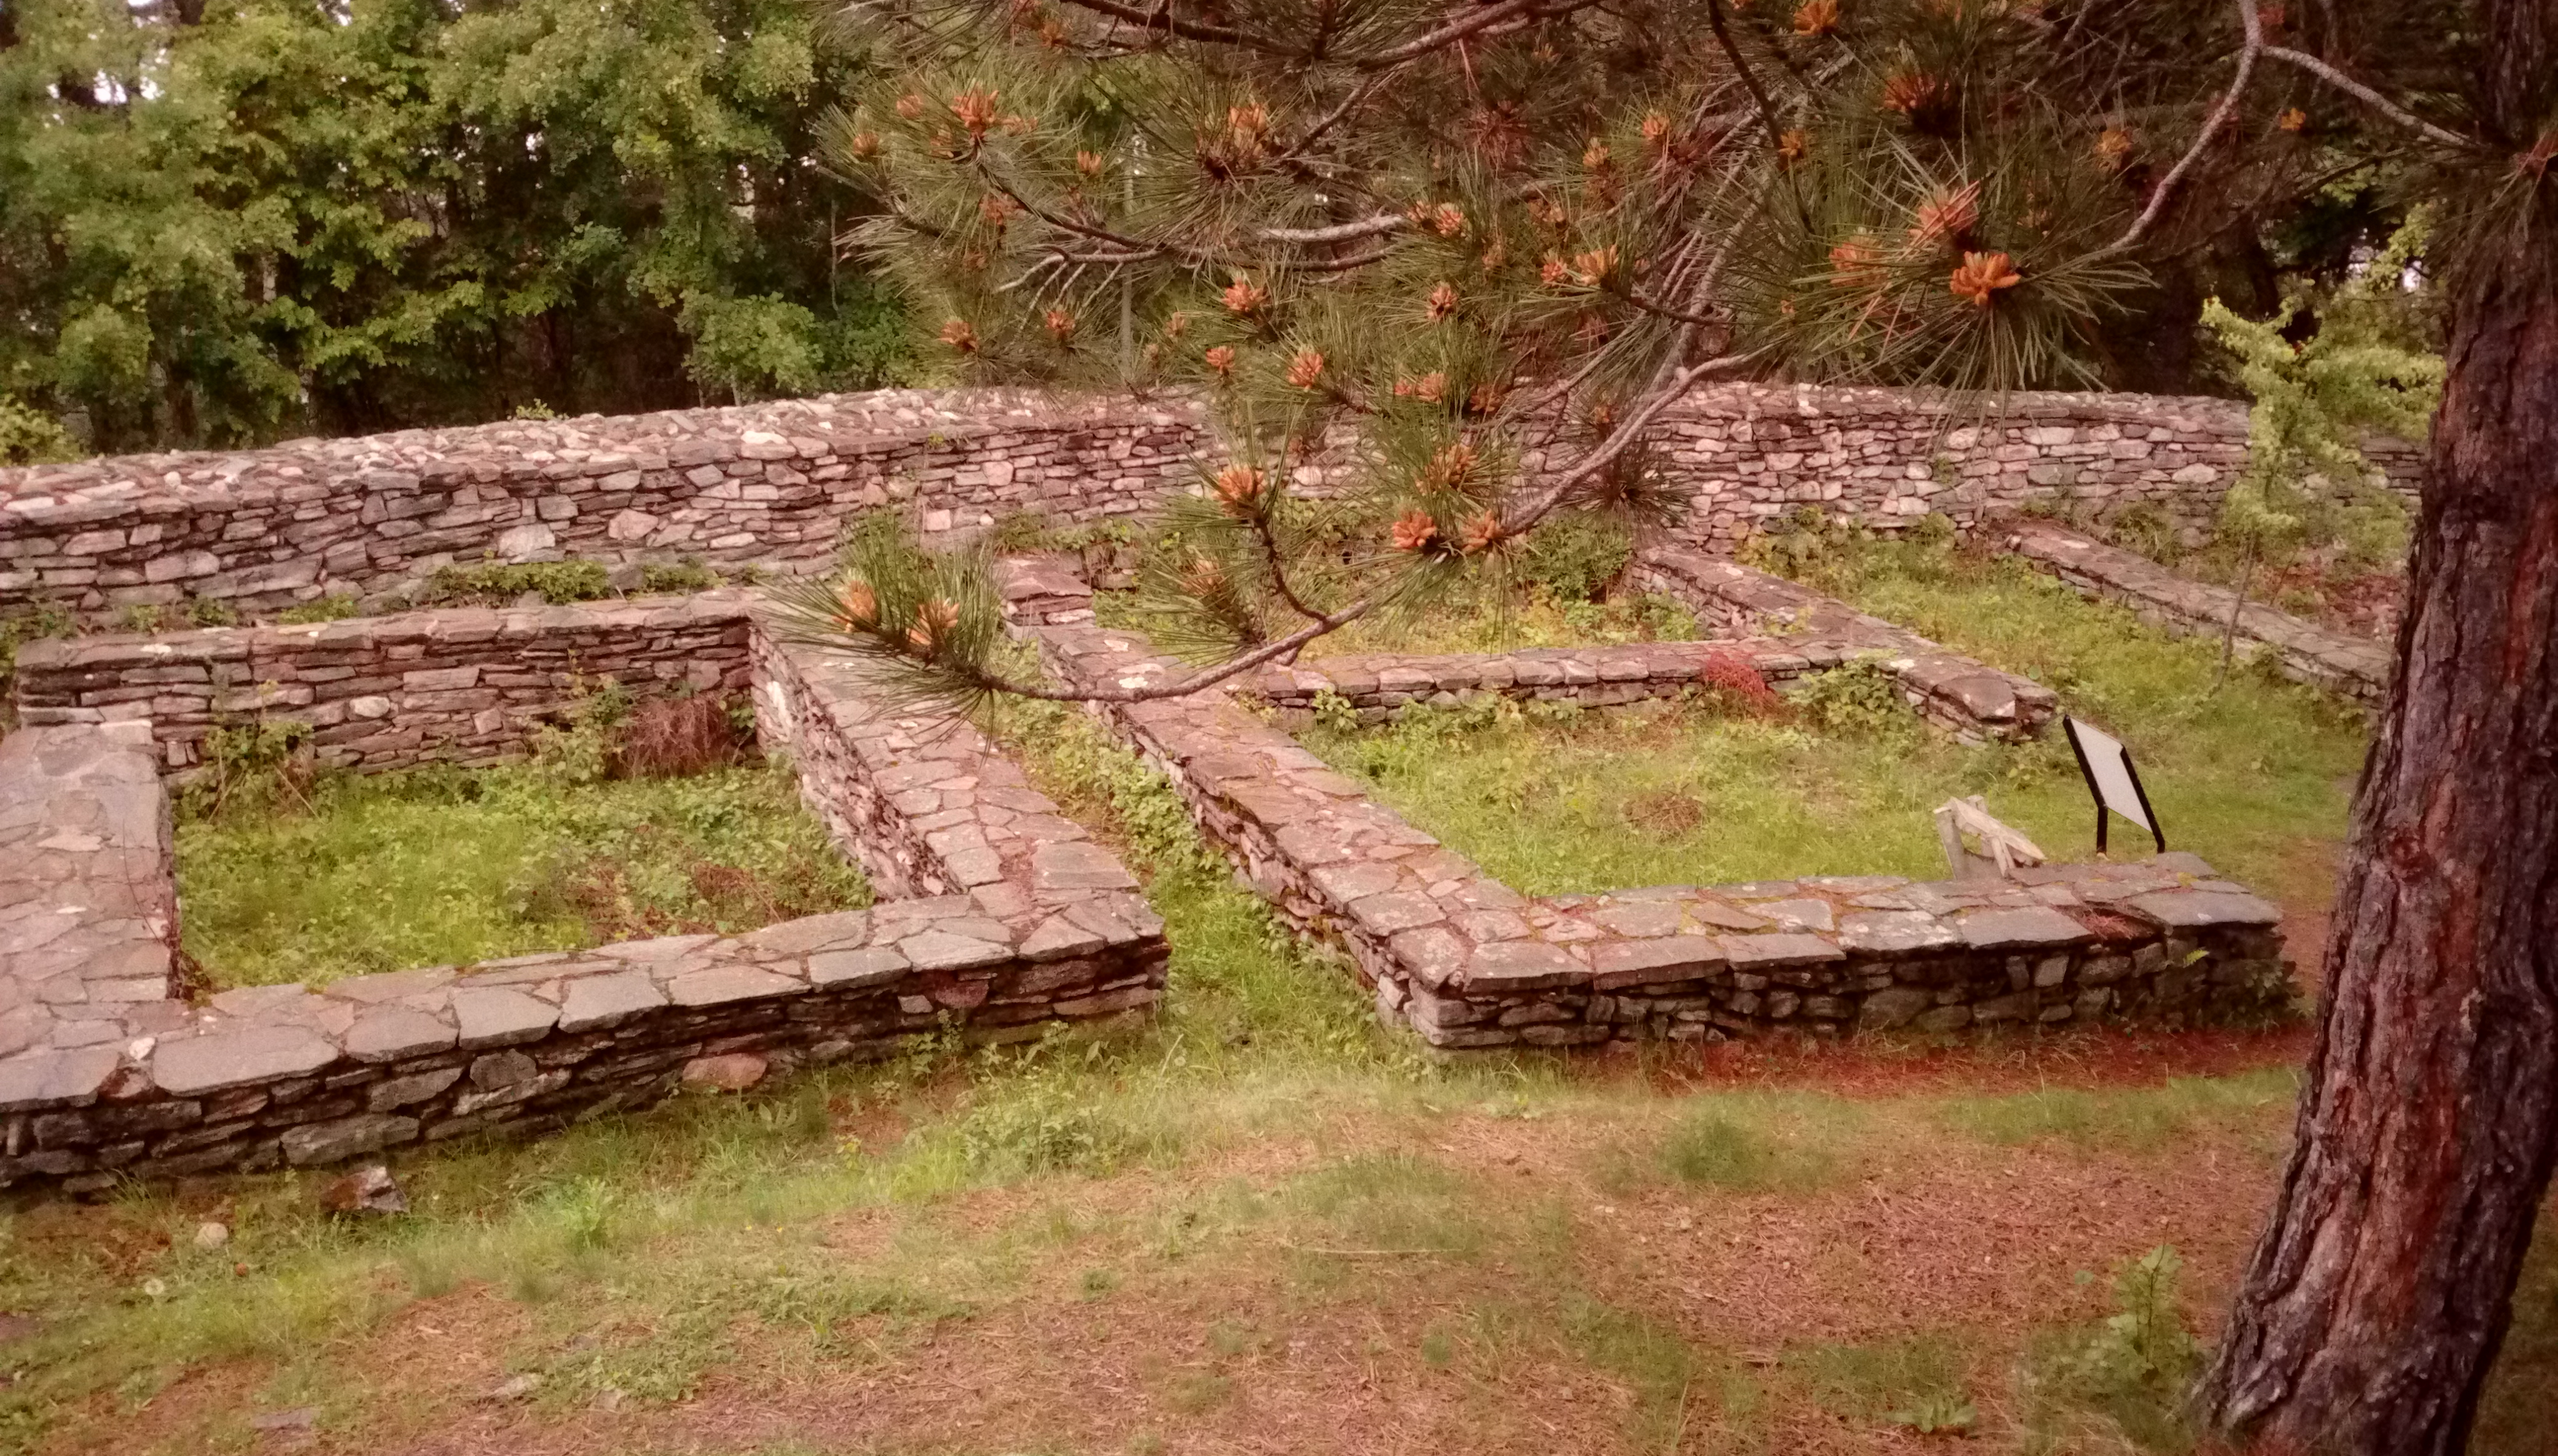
[2063,716,2164,853]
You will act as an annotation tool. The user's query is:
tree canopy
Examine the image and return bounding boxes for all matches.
[776,0,2466,713]
[0,0,913,456]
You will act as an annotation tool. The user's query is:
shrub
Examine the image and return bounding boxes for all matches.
[276,595,362,624]
[428,560,612,606]
[639,560,720,594]
[1700,649,1784,715]
[617,695,751,778]
[1791,659,1912,735]
[1516,511,1633,602]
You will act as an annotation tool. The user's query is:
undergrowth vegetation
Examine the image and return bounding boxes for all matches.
[1302,530,2364,895]
[175,693,863,987]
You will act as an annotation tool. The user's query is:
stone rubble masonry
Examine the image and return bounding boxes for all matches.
[1628,385,2421,554]
[1,383,2417,622]
[1025,612,2294,1053]
[12,593,758,778]
[0,388,1202,620]
[1630,550,2057,742]
[0,723,183,1067]
[0,622,1165,1193]
[2003,520,2391,703]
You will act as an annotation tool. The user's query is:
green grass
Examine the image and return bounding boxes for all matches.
[1096,580,1702,657]
[175,759,869,987]
[2,688,2554,1455]
[1296,537,2367,896]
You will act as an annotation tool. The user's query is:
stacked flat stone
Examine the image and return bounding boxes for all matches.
[1626,384,2422,552]
[0,623,1166,1193]
[3,382,2418,623]
[0,724,188,1064]
[1029,619,2289,1050]
[1631,550,2057,742]
[0,388,1204,619]
[2005,520,2392,702]
[14,593,756,777]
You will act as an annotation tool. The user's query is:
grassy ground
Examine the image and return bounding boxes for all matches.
[6,561,2544,1456]
[1297,537,2365,901]
[1,699,2549,1456]
[176,759,869,989]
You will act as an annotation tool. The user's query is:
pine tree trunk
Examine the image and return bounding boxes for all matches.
[2195,66,2558,1451]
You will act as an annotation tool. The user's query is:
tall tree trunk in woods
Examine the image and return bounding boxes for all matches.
[2198,6,2558,1449]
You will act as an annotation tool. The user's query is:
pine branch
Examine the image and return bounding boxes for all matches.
[2090,0,2263,260]
[2260,47,2477,152]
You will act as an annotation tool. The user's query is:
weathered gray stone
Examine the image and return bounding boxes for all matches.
[342,1005,455,1063]
[808,946,911,989]
[282,1114,419,1167]
[1029,841,1138,891]
[666,963,801,1008]
[1462,940,1584,991]
[449,986,558,1048]
[366,1066,462,1112]
[556,970,667,1032]
[2123,890,2283,928]
[153,1027,338,1095]
[1955,906,2094,949]
[1591,935,1726,990]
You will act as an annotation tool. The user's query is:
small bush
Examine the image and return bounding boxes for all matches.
[617,695,750,778]
[1700,649,1785,714]
[639,560,721,594]
[1791,659,1913,736]
[429,560,612,606]
[1516,512,1634,602]
[275,595,362,624]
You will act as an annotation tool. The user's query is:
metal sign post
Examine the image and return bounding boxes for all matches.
[2062,716,2166,855]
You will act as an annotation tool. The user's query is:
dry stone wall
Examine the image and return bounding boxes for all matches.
[0,389,1202,620]
[1631,550,2057,742]
[1031,616,2293,1050]
[2,384,2417,625]
[13,593,757,777]
[0,617,1165,1193]
[2003,520,2392,702]
[1626,386,2421,553]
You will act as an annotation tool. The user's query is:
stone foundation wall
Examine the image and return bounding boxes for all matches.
[2003,520,2391,702]
[11,594,757,778]
[0,619,1165,1193]
[4,384,2418,624]
[1631,550,2057,742]
[0,390,1202,620]
[1626,386,2422,552]
[1029,619,2292,1051]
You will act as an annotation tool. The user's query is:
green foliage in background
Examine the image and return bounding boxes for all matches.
[2198,214,2444,576]
[0,0,915,457]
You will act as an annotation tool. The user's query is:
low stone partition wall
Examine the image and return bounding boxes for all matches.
[1029,622,2292,1051]
[1631,550,2057,742]
[2003,521,2391,703]
[12,593,756,777]
[1242,640,1829,725]
[0,623,1166,1193]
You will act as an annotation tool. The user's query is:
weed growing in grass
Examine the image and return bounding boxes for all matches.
[2016,1245,2205,1451]
[275,593,362,624]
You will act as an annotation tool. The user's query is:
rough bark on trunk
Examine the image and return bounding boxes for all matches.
[2196,12,2558,1439]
